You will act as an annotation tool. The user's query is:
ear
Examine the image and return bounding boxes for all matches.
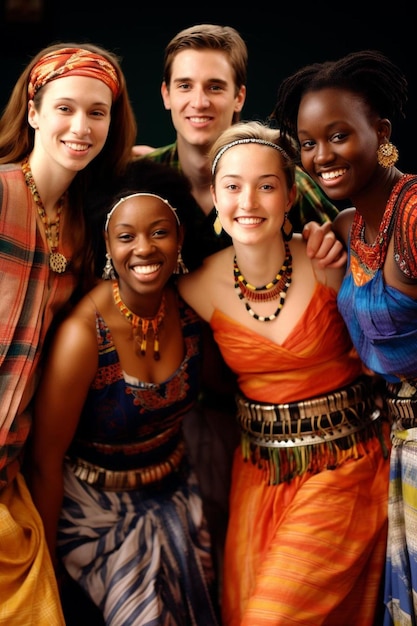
[287,183,297,209]
[178,224,185,247]
[377,118,392,142]
[234,84,246,113]
[27,100,38,129]
[104,231,110,253]
[210,183,217,206]
[161,81,171,111]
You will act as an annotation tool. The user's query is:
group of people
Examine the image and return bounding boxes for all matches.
[0,23,416,626]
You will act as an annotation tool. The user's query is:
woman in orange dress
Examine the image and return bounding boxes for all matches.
[178,120,391,625]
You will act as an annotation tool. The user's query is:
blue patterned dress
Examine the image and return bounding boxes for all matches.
[337,175,417,626]
[57,296,220,626]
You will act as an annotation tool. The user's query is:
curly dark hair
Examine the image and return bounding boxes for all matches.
[271,50,408,142]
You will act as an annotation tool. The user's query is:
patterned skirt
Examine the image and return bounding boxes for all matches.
[383,382,417,626]
[57,460,220,626]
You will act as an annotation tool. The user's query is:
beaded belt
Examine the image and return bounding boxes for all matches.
[236,379,380,448]
[66,440,185,491]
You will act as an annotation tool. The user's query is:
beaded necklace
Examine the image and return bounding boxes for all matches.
[21,156,68,273]
[112,280,166,360]
[234,241,292,302]
[234,242,293,322]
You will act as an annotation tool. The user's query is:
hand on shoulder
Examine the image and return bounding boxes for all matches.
[302,220,347,269]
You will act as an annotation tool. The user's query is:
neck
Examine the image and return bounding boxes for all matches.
[234,239,287,287]
[26,151,75,214]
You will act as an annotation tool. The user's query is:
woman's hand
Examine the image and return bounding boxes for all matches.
[303,221,347,269]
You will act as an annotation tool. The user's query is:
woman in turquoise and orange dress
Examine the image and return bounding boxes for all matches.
[272,49,417,626]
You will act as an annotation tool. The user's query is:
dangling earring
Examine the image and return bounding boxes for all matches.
[213,210,223,236]
[102,253,116,280]
[281,212,293,242]
[377,142,399,168]
[174,249,189,274]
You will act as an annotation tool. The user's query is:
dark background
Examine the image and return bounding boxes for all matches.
[0,3,415,172]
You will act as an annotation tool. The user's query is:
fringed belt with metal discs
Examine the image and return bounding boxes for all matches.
[236,378,384,484]
[66,440,185,491]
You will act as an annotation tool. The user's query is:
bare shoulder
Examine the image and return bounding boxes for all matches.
[332,207,356,245]
[291,232,344,290]
[179,247,231,289]
[53,283,104,348]
[178,248,232,321]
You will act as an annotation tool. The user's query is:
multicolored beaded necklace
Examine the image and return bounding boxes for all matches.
[21,156,68,273]
[234,241,293,322]
[112,280,166,360]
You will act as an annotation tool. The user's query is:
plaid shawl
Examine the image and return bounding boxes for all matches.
[0,164,76,488]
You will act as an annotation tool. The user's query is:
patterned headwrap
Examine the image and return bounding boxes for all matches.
[28,47,121,101]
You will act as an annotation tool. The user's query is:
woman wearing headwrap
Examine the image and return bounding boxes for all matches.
[0,42,137,623]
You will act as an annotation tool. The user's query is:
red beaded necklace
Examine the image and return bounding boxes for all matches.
[233,242,293,322]
[112,280,166,360]
[21,156,68,273]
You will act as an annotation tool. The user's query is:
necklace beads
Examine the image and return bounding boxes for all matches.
[233,242,293,321]
[112,280,166,360]
[21,156,68,273]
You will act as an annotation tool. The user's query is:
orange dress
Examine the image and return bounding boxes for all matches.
[210,282,390,626]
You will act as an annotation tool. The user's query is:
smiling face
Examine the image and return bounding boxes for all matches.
[28,74,113,173]
[297,87,386,202]
[211,143,296,246]
[105,194,182,307]
[161,49,246,150]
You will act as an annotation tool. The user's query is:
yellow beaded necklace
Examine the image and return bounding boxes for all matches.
[112,280,166,360]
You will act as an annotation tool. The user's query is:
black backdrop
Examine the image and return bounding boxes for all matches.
[0,3,415,172]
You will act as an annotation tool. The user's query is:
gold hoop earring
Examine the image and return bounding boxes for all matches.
[377,142,399,168]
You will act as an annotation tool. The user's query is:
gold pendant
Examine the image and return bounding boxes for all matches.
[49,252,67,273]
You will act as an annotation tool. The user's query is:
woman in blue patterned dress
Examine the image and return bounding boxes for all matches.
[272,49,417,626]
[29,171,220,625]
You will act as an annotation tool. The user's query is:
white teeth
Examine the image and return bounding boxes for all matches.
[237,217,262,225]
[65,142,89,151]
[189,117,210,123]
[321,169,346,180]
[133,264,159,275]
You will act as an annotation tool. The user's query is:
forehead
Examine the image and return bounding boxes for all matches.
[41,74,113,105]
[299,87,367,121]
[110,195,177,227]
[170,48,235,83]
[218,143,284,172]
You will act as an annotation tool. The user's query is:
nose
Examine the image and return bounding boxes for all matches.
[191,86,210,109]
[239,186,258,211]
[133,234,155,255]
[314,141,335,165]
[71,112,91,136]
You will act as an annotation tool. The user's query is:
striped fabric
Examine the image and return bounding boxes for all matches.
[0,164,76,487]
[0,163,76,622]
[58,464,219,625]
[224,434,389,626]
[383,428,417,625]
[210,280,390,625]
